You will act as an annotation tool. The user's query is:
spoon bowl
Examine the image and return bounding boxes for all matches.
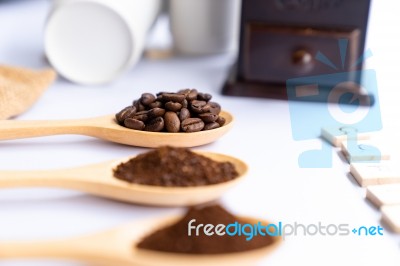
[0,215,282,266]
[0,111,234,147]
[0,151,247,206]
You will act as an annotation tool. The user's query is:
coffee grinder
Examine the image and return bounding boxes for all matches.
[222,0,373,105]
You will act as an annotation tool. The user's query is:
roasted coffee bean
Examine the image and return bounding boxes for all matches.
[140,93,156,105]
[186,89,198,101]
[149,101,163,109]
[208,102,221,115]
[197,92,212,102]
[181,118,204,132]
[216,116,226,126]
[124,118,145,130]
[165,101,182,112]
[132,100,138,110]
[132,110,149,122]
[144,117,164,132]
[181,99,188,108]
[160,93,185,103]
[156,91,170,97]
[133,100,146,112]
[115,106,136,124]
[203,122,220,131]
[202,104,212,113]
[179,108,190,121]
[191,100,211,114]
[178,88,191,95]
[198,112,218,123]
[164,112,180,133]
[191,100,206,107]
[148,107,166,118]
[190,100,207,113]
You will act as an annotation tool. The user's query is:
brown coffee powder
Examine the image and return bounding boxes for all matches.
[137,204,276,254]
[113,146,238,187]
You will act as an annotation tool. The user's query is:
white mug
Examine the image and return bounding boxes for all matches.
[170,0,241,55]
[45,0,161,85]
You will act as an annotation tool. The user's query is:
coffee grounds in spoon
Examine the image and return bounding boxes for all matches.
[113,146,238,187]
[137,204,276,254]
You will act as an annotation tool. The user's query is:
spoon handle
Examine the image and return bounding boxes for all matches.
[0,234,118,263]
[0,238,87,259]
[0,169,77,188]
[0,117,94,141]
[0,229,133,265]
[0,163,109,189]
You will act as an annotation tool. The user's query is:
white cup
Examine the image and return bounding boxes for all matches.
[170,0,241,55]
[45,0,161,85]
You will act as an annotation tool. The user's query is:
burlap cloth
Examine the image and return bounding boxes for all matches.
[0,65,56,119]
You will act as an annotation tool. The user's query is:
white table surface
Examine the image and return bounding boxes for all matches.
[1,0,400,265]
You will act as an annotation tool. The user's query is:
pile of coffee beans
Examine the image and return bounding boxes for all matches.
[115,89,225,132]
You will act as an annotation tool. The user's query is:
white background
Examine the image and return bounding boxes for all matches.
[0,0,399,265]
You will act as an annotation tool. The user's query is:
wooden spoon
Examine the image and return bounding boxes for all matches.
[0,215,282,266]
[0,152,247,206]
[0,111,233,147]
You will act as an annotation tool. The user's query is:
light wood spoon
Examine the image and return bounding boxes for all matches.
[0,215,282,266]
[0,111,233,147]
[0,152,247,206]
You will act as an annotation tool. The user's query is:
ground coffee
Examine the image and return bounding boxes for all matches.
[113,146,238,187]
[137,204,275,254]
[115,89,226,132]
